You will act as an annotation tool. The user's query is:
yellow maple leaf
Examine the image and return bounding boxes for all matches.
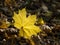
[0,18,10,29]
[38,17,45,25]
[13,8,41,39]
[0,22,10,29]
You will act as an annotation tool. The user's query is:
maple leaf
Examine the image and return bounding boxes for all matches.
[0,21,10,28]
[13,8,41,39]
[38,17,45,25]
[0,15,10,29]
